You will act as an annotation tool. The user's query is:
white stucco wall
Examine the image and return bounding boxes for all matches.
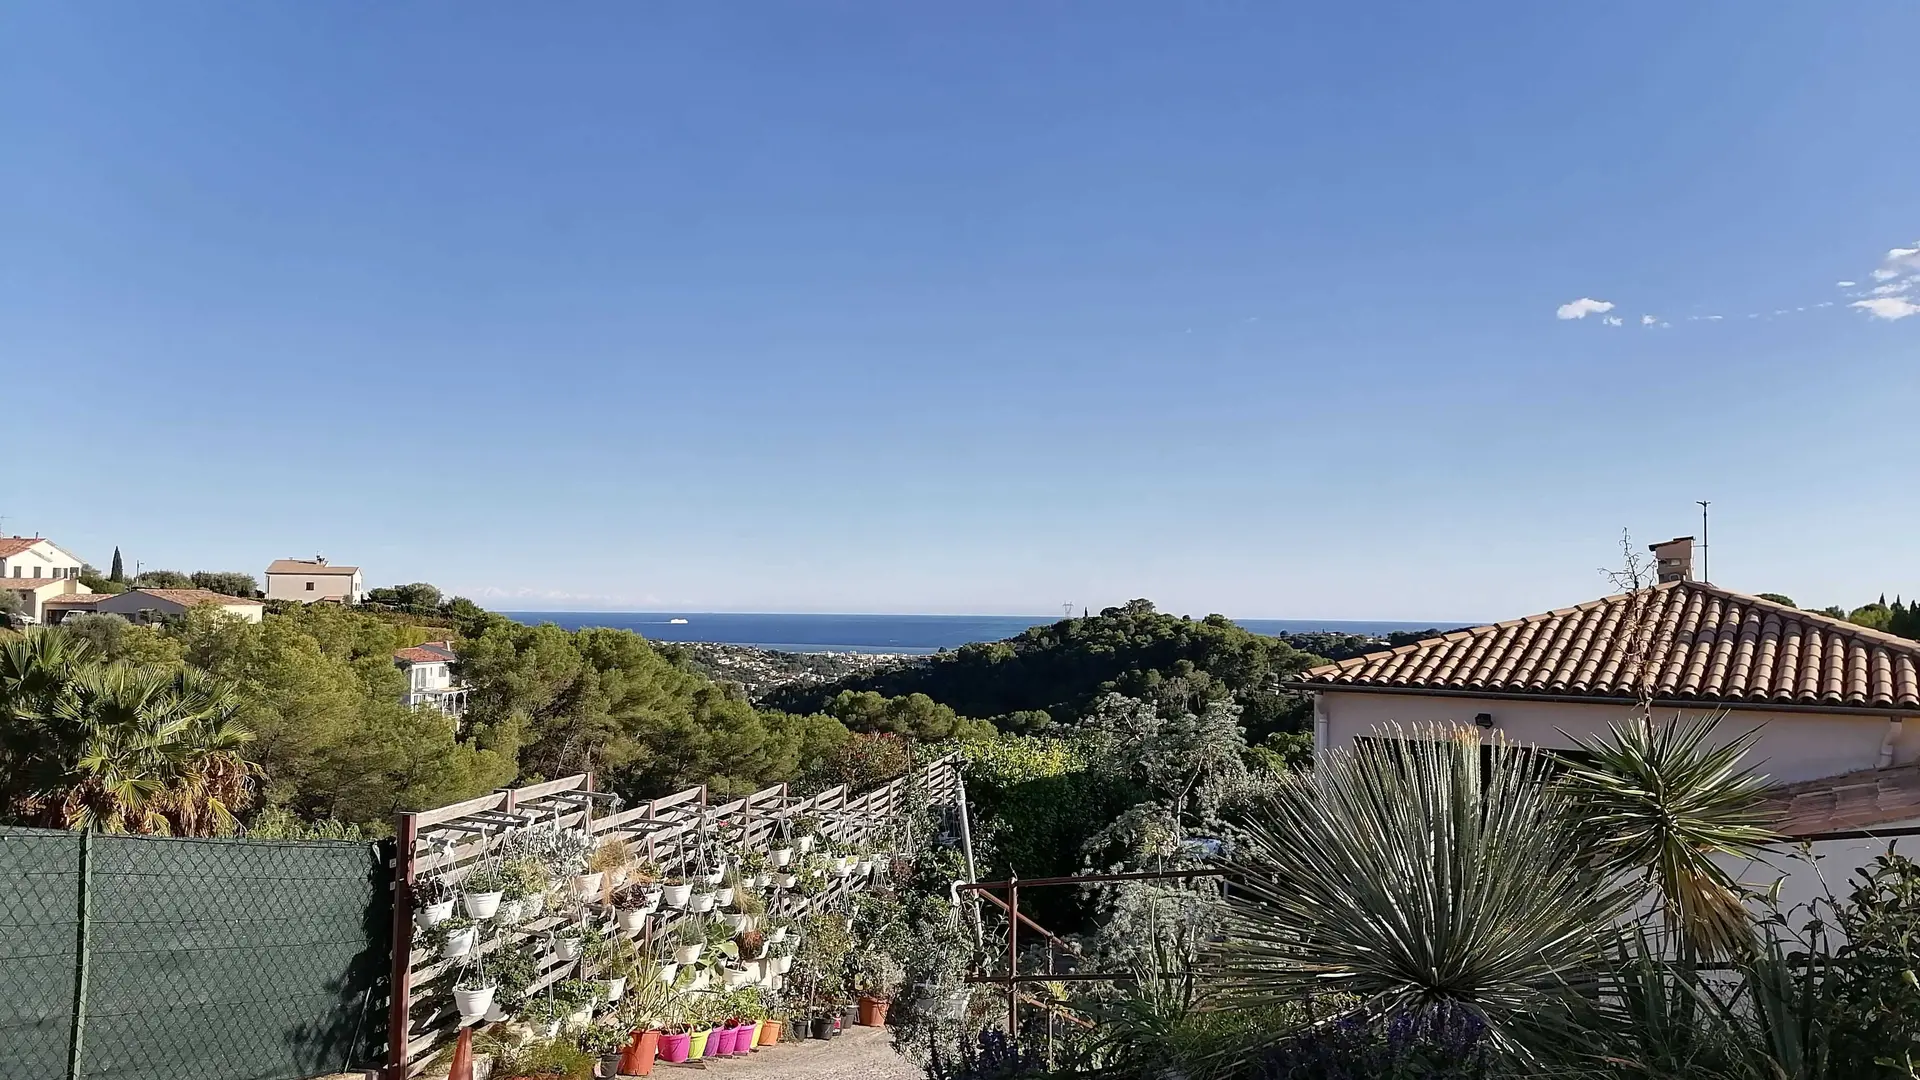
[0,540,83,580]
[265,571,362,603]
[1315,689,1906,786]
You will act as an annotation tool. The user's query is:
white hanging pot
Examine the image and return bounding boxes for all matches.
[834,862,853,878]
[609,865,631,887]
[721,912,748,932]
[797,836,815,854]
[572,872,605,900]
[463,891,503,919]
[674,943,704,965]
[768,926,787,944]
[638,889,662,912]
[453,984,497,1019]
[855,860,873,877]
[688,971,711,992]
[773,954,793,974]
[602,976,627,1003]
[659,961,678,985]
[770,847,794,867]
[778,873,797,889]
[618,908,649,934]
[440,926,477,959]
[417,899,456,927]
[567,1006,593,1028]
[714,887,735,907]
[555,936,584,961]
[542,1019,562,1039]
[702,867,725,886]
[662,883,692,908]
[496,898,525,924]
[485,1001,510,1023]
[689,892,716,913]
[723,968,752,991]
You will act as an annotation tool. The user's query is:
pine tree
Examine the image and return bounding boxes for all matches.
[109,547,124,582]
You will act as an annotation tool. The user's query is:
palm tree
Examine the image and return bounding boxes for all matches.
[0,628,97,819]
[1556,711,1778,961]
[1213,724,1633,1068]
[52,664,257,835]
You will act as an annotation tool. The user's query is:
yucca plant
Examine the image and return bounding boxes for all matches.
[1213,725,1632,1070]
[1556,711,1779,961]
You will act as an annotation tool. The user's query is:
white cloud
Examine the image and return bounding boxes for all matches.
[1601,315,1624,326]
[1868,245,1920,282]
[1815,301,1833,307]
[1837,280,1858,287]
[1706,314,1723,320]
[1641,314,1657,326]
[1556,297,1615,320]
[1870,279,1915,296]
[1852,297,1920,320]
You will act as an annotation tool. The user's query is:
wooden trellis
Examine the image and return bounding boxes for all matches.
[385,755,962,1077]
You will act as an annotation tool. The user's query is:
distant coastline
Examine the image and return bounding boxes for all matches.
[503,610,1458,654]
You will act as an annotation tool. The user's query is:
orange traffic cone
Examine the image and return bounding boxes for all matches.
[448,1027,474,1080]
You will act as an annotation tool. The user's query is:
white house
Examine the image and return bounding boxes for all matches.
[1289,537,1920,904]
[265,557,365,604]
[0,536,91,621]
[394,641,469,718]
[46,588,265,625]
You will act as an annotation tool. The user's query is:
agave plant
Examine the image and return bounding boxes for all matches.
[1556,711,1779,961]
[1213,724,1632,1068]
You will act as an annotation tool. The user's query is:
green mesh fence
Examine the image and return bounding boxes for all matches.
[0,826,391,1080]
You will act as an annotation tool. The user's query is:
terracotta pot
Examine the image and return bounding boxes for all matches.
[758,1019,784,1046]
[618,1028,660,1075]
[658,1032,691,1064]
[858,996,889,1027]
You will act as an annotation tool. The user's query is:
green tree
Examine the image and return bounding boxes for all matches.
[1755,592,1795,607]
[190,571,259,597]
[1849,601,1894,631]
[76,565,128,595]
[109,547,125,583]
[131,569,193,589]
[0,590,23,618]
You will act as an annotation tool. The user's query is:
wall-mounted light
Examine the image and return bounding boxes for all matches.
[1473,712,1494,729]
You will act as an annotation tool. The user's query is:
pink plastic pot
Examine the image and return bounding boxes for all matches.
[659,1032,692,1063]
[736,1021,759,1055]
[709,1026,735,1056]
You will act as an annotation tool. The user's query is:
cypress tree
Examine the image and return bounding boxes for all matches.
[109,546,124,582]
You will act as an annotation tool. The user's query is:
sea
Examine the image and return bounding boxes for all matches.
[501,611,1456,655]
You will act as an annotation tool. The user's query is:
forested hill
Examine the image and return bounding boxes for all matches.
[762,600,1340,739]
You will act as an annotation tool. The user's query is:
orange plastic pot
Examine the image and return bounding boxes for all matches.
[619,1029,660,1077]
[759,1019,784,1046]
[857,997,890,1027]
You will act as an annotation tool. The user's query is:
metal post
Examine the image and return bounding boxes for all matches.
[1006,881,1019,1036]
[66,829,92,1080]
[954,774,984,949]
[386,813,419,1080]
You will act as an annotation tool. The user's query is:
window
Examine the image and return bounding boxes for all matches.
[306,581,315,591]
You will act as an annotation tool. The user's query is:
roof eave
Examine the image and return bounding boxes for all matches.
[1282,680,1920,719]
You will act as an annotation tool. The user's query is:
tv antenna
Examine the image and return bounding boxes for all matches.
[1062,602,1074,619]
[1697,500,1710,583]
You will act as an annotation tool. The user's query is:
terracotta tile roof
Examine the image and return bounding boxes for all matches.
[1294,581,1920,713]
[1762,763,1920,836]
[3,578,77,591]
[266,559,359,575]
[0,537,46,559]
[394,641,457,664]
[42,594,104,607]
[128,588,264,607]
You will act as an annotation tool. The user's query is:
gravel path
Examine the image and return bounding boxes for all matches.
[653,1026,916,1080]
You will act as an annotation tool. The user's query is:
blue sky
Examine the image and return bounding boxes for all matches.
[5,3,1917,620]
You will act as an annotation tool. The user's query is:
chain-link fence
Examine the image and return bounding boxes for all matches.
[0,826,391,1080]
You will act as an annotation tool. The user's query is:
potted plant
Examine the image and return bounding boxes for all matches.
[552,978,598,1028]
[518,995,569,1039]
[419,914,477,960]
[504,857,553,920]
[660,875,693,909]
[766,917,789,945]
[791,814,820,854]
[688,888,716,914]
[756,989,787,1046]
[416,875,457,926]
[487,1032,595,1080]
[453,967,498,1019]
[573,1023,626,1078]
[589,837,631,887]
[552,922,586,961]
[462,865,508,919]
[671,919,705,965]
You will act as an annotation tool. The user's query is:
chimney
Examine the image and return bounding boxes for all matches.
[314,554,327,566]
[1648,536,1695,583]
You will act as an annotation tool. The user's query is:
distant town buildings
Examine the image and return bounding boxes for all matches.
[265,557,365,604]
[394,641,469,718]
